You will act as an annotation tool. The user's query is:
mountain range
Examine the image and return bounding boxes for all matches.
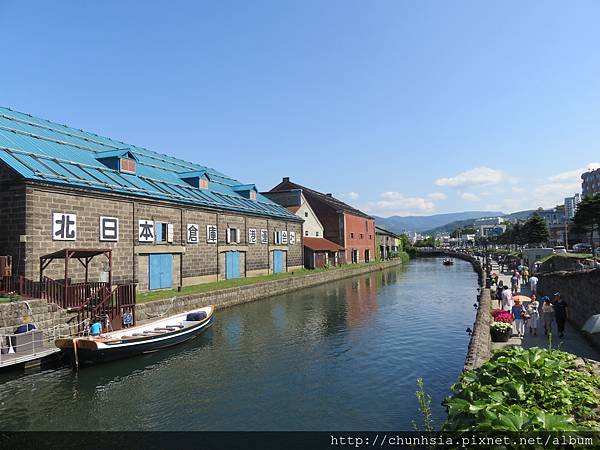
[374,210,535,234]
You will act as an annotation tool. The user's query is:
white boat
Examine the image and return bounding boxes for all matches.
[55,305,214,367]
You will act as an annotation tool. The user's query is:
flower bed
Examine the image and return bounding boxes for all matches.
[491,309,513,323]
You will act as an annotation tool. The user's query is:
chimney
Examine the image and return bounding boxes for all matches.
[282,177,289,183]
[326,193,333,197]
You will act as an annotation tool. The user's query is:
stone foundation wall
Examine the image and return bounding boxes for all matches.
[464,288,492,371]
[136,259,404,320]
[538,269,600,350]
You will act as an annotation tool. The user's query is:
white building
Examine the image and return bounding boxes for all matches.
[474,217,505,226]
[564,194,580,220]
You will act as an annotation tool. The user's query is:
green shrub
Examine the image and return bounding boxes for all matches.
[444,346,600,431]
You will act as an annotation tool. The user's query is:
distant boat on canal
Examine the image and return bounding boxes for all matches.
[443,259,454,266]
[55,306,214,367]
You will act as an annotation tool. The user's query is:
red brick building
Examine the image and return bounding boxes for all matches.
[267,178,376,264]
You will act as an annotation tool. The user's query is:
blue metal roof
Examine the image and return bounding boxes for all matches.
[0,107,301,221]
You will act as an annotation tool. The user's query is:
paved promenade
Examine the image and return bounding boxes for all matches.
[489,260,600,361]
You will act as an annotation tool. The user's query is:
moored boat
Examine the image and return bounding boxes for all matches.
[443,259,454,266]
[55,305,214,367]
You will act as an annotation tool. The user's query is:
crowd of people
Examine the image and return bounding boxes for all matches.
[493,259,569,339]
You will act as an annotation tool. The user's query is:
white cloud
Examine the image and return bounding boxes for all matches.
[346,191,359,200]
[435,167,516,188]
[362,191,435,216]
[427,192,447,200]
[461,192,481,202]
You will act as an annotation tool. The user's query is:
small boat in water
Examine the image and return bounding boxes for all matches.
[443,259,454,266]
[55,305,214,367]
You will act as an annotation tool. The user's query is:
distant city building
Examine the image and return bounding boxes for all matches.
[477,224,506,237]
[538,206,566,226]
[474,217,505,226]
[582,168,600,197]
[564,194,581,220]
[539,206,567,245]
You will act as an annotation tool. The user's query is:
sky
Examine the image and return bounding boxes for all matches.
[1,1,599,217]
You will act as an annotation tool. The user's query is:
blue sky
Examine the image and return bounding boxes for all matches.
[1,1,599,216]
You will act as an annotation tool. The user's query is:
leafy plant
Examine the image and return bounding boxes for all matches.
[444,346,600,431]
[412,377,435,432]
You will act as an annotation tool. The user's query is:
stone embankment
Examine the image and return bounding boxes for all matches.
[136,259,404,320]
[538,268,600,350]
[0,298,71,338]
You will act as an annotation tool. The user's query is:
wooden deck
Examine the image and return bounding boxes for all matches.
[0,343,61,371]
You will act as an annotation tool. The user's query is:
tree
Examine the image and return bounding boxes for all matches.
[523,213,550,246]
[574,193,600,252]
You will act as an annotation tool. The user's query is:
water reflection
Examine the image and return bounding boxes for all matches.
[0,258,478,431]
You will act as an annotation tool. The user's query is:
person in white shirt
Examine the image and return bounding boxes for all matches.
[501,286,514,311]
[529,275,539,295]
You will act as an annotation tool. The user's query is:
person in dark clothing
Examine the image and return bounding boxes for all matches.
[552,292,569,339]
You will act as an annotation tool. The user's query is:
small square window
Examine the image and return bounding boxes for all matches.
[350,232,354,238]
[305,230,309,236]
[304,212,308,218]
[316,231,319,237]
[360,233,364,239]
[120,158,136,174]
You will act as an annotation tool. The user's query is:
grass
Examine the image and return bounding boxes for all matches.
[538,253,592,264]
[137,260,390,303]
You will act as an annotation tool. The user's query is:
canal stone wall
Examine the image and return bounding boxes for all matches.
[538,269,600,350]
[464,288,492,371]
[136,259,405,320]
[0,299,71,338]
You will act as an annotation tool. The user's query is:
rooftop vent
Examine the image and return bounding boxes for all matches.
[179,170,210,189]
[233,184,258,200]
[96,148,138,174]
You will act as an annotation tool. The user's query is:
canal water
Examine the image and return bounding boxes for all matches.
[0,258,478,431]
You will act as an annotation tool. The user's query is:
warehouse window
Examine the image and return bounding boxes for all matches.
[120,158,136,174]
[155,222,173,243]
[226,228,241,244]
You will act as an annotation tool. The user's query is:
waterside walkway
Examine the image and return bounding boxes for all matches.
[489,260,600,361]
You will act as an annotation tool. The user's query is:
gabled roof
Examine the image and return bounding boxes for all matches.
[269,179,372,219]
[96,148,138,161]
[0,107,300,222]
[303,237,344,252]
[375,225,400,238]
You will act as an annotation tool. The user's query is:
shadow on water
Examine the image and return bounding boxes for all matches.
[0,258,479,431]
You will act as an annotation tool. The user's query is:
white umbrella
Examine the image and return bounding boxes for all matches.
[582,314,600,333]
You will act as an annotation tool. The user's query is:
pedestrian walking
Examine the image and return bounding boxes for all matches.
[529,275,539,295]
[501,285,514,312]
[522,266,529,284]
[512,299,526,338]
[527,294,539,336]
[553,292,569,339]
[495,280,504,308]
[511,270,519,294]
[541,296,554,336]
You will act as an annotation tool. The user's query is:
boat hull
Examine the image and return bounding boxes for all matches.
[56,310,214,367]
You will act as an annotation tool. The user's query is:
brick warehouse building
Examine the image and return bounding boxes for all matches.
[0,107,303,290]
[267,178,375,264]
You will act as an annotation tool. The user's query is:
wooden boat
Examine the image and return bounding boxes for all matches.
[443,259,454,266]
[55,305,214,367]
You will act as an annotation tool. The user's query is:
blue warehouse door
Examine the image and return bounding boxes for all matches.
[149,254,173,289]
[273,250,284,273]
[225,251,240,279]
